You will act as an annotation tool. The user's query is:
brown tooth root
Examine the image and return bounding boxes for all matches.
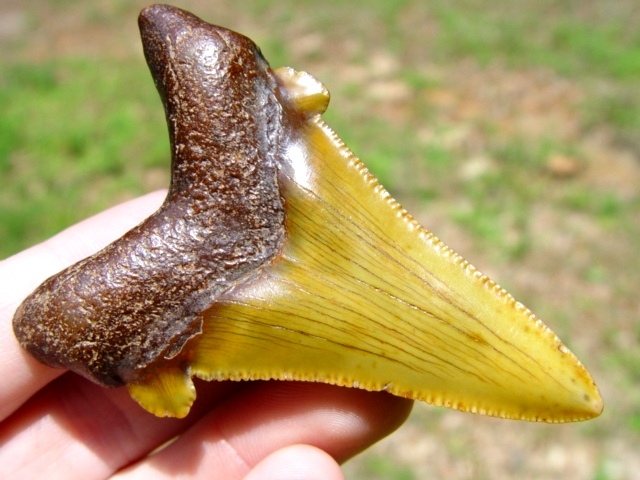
[12,5,286,387]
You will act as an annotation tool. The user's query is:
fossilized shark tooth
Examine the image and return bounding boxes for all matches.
[13,4,602,422]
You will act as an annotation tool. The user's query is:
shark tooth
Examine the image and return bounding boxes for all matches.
[13,5,602,422]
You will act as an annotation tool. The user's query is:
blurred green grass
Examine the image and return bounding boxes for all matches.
[2,0,639,259]
[1,1,639,478]
[0,58,168,256]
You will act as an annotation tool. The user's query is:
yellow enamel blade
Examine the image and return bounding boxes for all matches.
[187,115,602,423]
[126,64,601,421]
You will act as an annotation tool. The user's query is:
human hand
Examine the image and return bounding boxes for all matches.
[0,191,413,479]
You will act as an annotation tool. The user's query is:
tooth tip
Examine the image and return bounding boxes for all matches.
[582,387,604,419]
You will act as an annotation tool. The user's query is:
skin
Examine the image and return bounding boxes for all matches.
[0,191,413,479]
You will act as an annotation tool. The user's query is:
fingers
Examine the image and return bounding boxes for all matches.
[0,374,241,479]
[2,379,410,480]
[114,381,413,480]
[208,381,413,465]
[243,445,345,480]
[0,191,166,422]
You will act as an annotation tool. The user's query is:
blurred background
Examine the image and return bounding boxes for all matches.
[1,0,639,478]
